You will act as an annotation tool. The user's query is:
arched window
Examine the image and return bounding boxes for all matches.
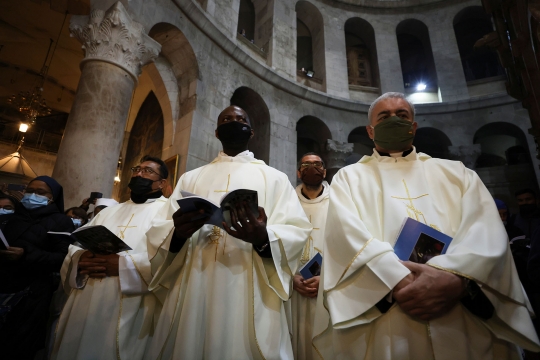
[453,6,504,82]
[237,0,255,41]
[297,19,313,72]
[230,87,271,163]
[296,116,332,165]
[296,1,325,90]
[396,19,437,91]
[474,122,531,168]
[344,18,379,88]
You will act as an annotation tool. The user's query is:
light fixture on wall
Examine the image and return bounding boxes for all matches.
[306,70,315,78]
[114,157,123,183]
[416,83,427,91]
[19,123,28,133]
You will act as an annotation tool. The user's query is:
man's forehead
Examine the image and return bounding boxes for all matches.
[373,98,411,113]
[301,154,323,162]
[218,106,246,117]
[139,160,159,169]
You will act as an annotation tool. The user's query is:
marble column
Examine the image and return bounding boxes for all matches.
[448,145,482,170]
[326,139,354,183]
[52,1,160,207]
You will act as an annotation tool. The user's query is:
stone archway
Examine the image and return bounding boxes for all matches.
[344,17,379,88]
[230,87,271,163]
[120,91,164,202]
[347,126,372,165]
[296,116,332,164]
[414,127,452,159]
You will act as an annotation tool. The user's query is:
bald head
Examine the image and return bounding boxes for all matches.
[217,105,251,127]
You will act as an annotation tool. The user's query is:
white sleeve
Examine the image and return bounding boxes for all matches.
[118,252,152,295]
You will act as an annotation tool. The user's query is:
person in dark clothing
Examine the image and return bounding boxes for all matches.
[0,194,19,231]
[495,198,524,241]
[512,188,540,239]
[0,176,74,360]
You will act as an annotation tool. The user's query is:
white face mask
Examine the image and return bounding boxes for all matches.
[0,208,14,215]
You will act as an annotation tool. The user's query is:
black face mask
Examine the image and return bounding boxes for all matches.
[128,176,155,195]
[301,167,325,187]
[217,121,252,149]
[519,203,538,217]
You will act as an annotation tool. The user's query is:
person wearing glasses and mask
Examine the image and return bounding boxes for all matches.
[312,92,540,358]
[0,176,74,360]
[285,152,329,360]
[144,105,311,360]
[52,156,168,360]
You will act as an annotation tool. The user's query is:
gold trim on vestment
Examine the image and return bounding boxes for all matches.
[333,237,374,287]
[116,293,124,360]
[126,252,149,287]
[427,264,527,307]
[427,322,436,360]
[311,299,331,359]
[250,249,267,360]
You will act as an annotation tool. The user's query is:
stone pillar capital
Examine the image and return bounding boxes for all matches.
[326,139,354,169]
[70,1,161,82]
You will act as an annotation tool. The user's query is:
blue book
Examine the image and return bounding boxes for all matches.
[299,252,322,279]
[393,217,452,264]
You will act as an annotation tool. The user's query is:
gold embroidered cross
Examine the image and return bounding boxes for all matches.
[117,214,137,239]
[391,179,440,230]
[214,174,231,193]
[208,226,224,261]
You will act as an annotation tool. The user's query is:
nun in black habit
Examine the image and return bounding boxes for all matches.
[0,176,74,360]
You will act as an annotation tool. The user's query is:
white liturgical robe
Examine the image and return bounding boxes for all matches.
[286,181,329,360]
[312,148,540,360]
[144,151,312,360]
[51,197,167,360]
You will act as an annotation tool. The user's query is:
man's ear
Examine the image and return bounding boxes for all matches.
[412,121,418,135]
[250,129,254,139]
[215,129,219,140]
[366,125,374,140]
[323,169,327,179]
[297,169,302,179]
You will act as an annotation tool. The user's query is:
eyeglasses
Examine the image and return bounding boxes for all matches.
[300,162,324,169]
[131,166,160,177]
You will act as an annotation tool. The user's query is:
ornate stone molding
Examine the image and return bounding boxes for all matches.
[326,139,354,169]
[70,1,161,81]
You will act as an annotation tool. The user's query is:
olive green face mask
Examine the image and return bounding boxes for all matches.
[371,116,415,151]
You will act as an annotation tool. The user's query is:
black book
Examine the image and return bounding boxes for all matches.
[178,189,258,229]
[48,225,132,255]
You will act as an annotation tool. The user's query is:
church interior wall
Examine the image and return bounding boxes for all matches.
[1,0,538,201]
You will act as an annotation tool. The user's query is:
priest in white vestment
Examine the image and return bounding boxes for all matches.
[285,152,330,360]
[312,92,540,359]
[51,156,169,360]
[144,105,312,360]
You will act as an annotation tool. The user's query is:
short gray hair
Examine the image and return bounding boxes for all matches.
[367,92,415,123]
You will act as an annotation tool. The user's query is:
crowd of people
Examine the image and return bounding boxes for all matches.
[0,92,539,360]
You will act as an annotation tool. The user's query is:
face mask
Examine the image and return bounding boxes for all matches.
[301,167,325,186]
[128,176,156,195]
[216,122,252,149]
[372,116,415,151]
[72,218,82,228]
[0,208,14,215]
[21,193,50,210]
[519,203,537,217]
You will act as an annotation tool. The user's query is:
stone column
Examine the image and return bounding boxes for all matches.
[448,145,482,170]
[52,2,160,207]
[324,16,349,98]
[326,139,354,183]
[373,20,405,94]
[428,17,469,102]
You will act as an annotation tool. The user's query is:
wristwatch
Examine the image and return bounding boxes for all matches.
[255,241,270,253]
